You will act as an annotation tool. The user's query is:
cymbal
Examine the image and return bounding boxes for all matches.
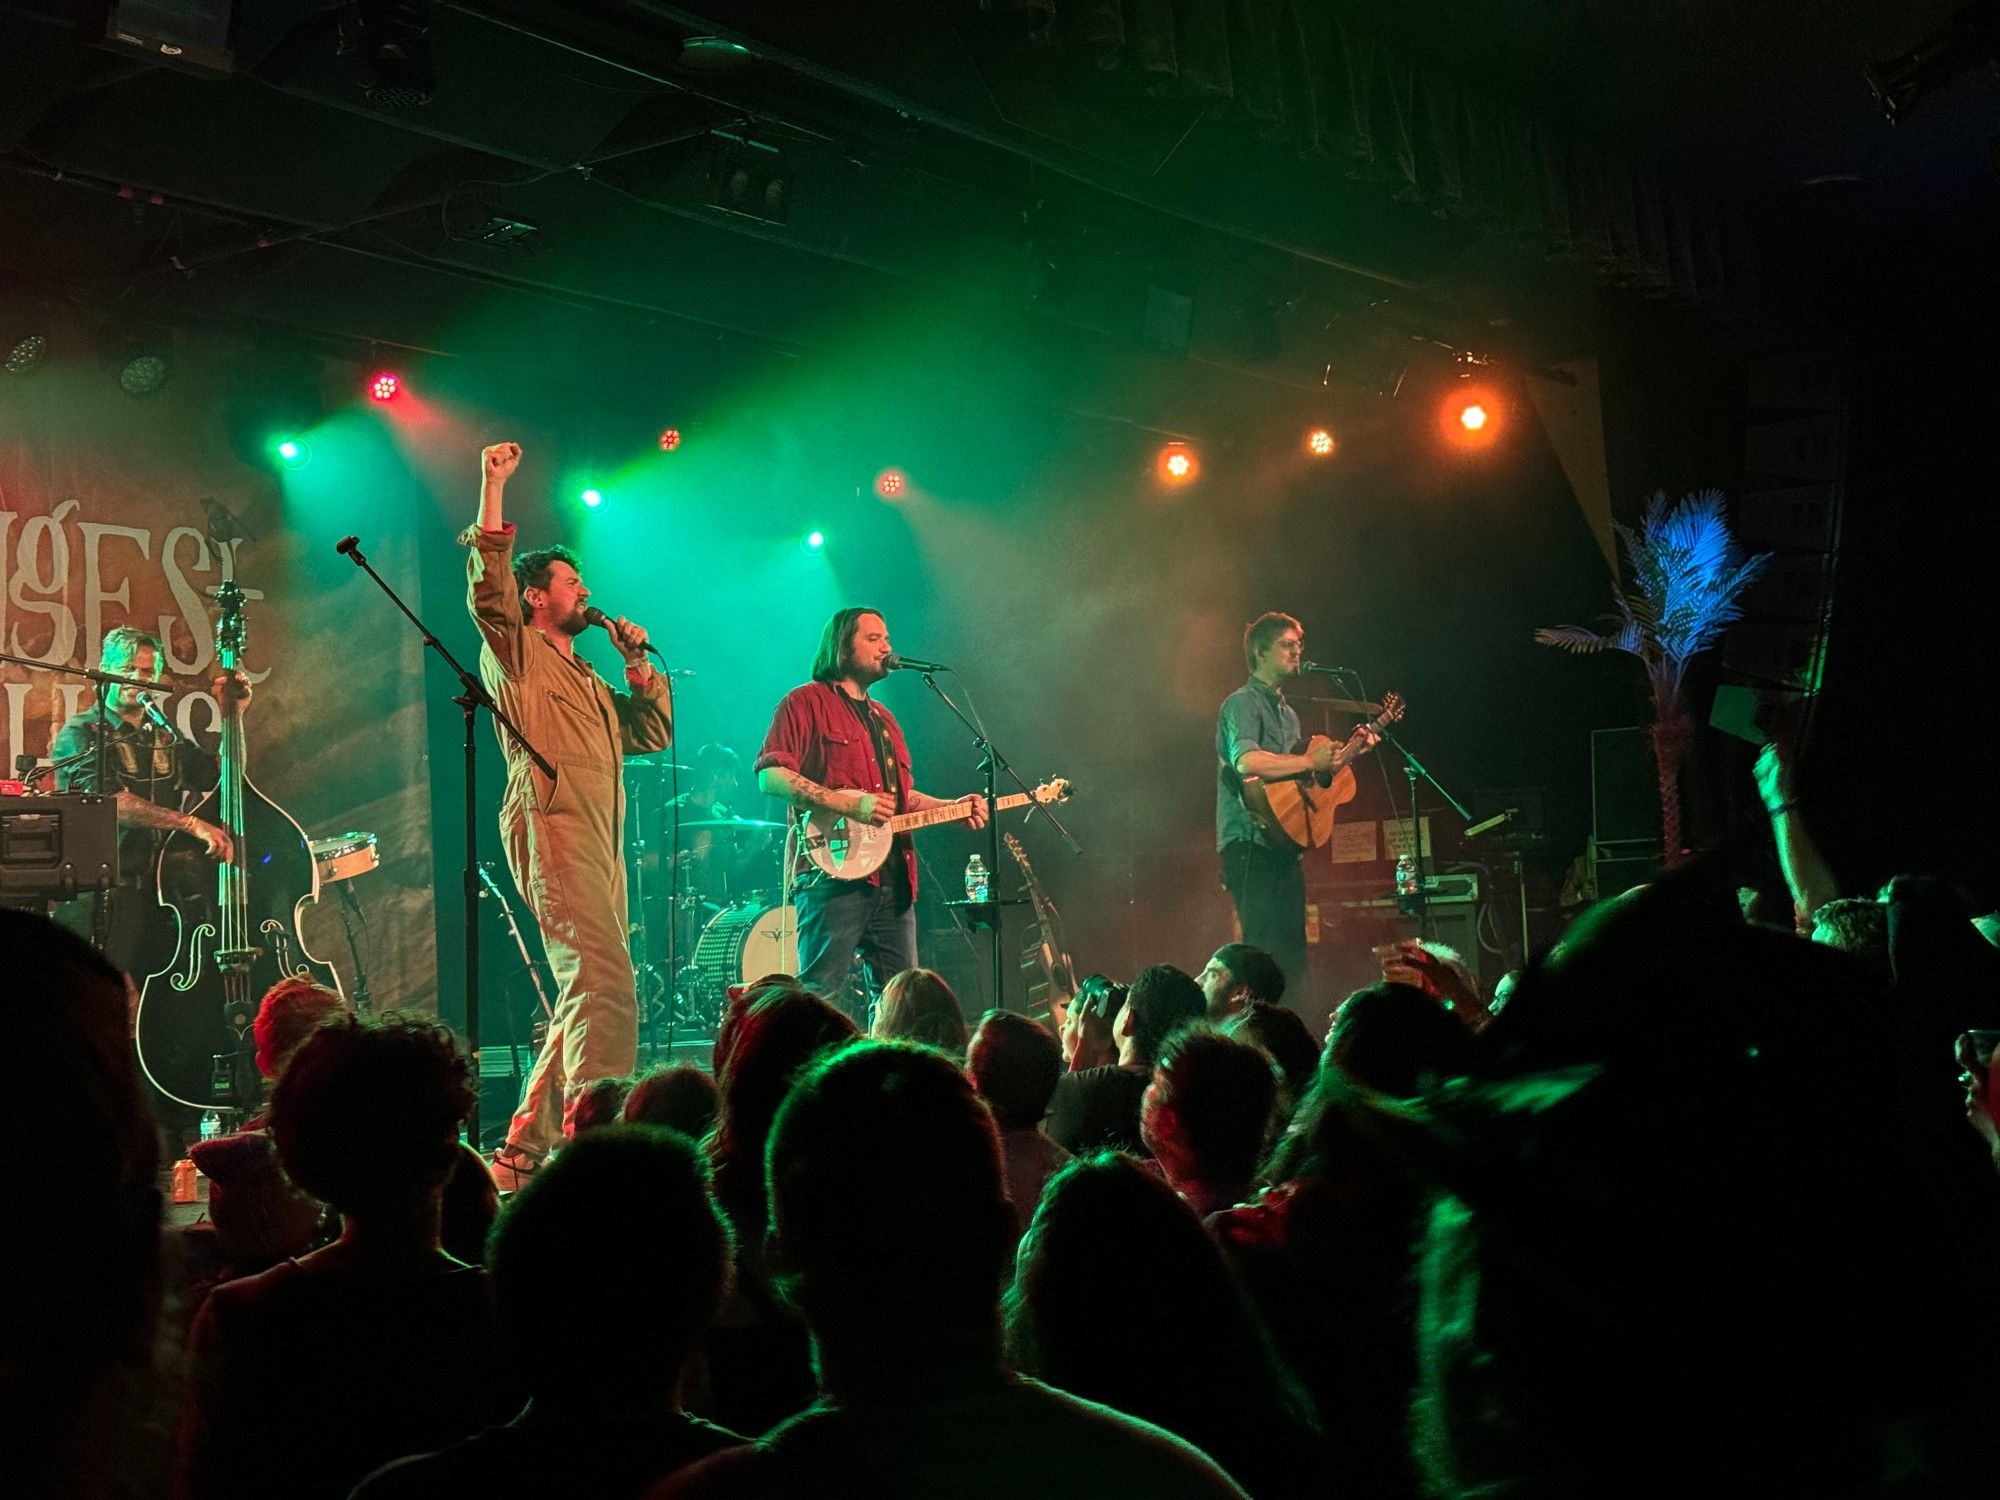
[677,817,784,832]
[624,758,693,773]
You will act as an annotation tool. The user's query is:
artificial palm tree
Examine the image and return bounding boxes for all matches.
[1536,488,1770,867]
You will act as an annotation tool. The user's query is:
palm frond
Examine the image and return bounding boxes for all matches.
[1532,625,1615,654]
[1540,489,1773,683]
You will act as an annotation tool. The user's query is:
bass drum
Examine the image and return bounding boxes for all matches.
[693,901,798,998]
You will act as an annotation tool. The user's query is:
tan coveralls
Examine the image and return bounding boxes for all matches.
[463,524,673,1159]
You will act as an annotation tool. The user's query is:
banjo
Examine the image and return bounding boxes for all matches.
[796,779,1072,880]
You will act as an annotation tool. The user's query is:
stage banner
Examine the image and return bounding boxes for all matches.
[0,324,437,1013]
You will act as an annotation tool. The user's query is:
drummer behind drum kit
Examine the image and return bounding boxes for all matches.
[656,814,796,1032]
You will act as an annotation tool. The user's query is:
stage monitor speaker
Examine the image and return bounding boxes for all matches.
[1591,727,1660,847]
[1591,841,1663,901]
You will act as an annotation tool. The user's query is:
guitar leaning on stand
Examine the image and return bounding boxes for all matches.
[1241,693,1407,849]
[794,778,1072,880]
[135,582,341,1114]
[1003,831,1078,1025]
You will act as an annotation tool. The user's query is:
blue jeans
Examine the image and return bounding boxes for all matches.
[794,873,917,1025]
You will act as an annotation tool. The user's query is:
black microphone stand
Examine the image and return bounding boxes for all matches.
[911,668,1080,1013]
[1336,669,1470,942]
[334,536,553,1149]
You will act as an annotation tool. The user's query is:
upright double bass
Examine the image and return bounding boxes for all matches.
[134,581,342,1111]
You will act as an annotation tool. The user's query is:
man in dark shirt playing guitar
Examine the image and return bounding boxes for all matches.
[1215,612,1384,1003]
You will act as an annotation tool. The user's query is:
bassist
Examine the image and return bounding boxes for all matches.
[755,607,987,1018]
[1216,612,1381,999]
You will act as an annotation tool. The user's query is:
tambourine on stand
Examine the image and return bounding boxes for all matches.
[309,830,378,1012]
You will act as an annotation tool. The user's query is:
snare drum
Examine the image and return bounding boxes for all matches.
[692,901,798,991]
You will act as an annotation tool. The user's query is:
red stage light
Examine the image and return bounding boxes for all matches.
[1156,442,1199,485]
[1306,427,1336,457]
[369,371,400,402]
[658,427,682,452]
[1440,387,1502,447]
[874,468,907,499]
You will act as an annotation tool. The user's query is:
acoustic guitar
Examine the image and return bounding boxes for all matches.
[1240,692,1405,850]
[796,778,1072,880]
[1004,830,1078,1023]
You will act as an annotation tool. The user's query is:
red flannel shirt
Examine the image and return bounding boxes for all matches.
[755,681,918,897]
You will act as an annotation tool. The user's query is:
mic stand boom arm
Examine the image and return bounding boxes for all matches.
[911,669,1081,1012]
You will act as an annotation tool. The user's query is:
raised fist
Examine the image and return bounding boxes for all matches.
[482,442,522,483]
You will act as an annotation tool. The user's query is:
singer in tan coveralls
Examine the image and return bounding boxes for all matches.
[463,441,673,1183]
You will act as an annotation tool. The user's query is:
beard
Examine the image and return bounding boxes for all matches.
[548,603,590,637]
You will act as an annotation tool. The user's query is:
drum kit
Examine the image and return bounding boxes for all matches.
[625,755,796,1036]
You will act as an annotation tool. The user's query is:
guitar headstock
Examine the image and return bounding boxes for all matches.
[1003,831,1031,870]
[1377,691,1407,727]
[1032,778,1071,805]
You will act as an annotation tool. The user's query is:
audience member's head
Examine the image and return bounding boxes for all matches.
[1198,943,1286,1020]
[623,1064,719,1139]
[488,1126,732,1412]
[711,990,857,1239]
[871,968,969,1057]
[1810,897,1889,961]
[965,1010,1064,1133]
[269,1015,473,1226]
[1221,1000,1319,1106]
[714,974,802,1078]
[188,1130,324,1269]
[1142,1026,1281,1205]
[1115,964,1206,1067]
[251,977,347,1082]
[1327,983,1477,1097]
[767,1041,1011,1358]
[569,1076,629,1137]
[1005,1152,1316,1489]
[4,913,161,1389]
[440,1144,500,1265]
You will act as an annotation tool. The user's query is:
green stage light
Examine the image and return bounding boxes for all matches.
[273,436,311,469]
[581,488,604,508]
[804,529,825,551]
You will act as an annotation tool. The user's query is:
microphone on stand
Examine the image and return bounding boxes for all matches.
[1300,660,1355,677]
[140,697,181,740]
[884,653,950,673]
[582,605,669,665]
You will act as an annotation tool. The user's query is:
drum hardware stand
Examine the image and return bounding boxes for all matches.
[336,536,553,1149]
[335,883,374,1014]
[909,667,1080,1013]
[477,861,553,1102]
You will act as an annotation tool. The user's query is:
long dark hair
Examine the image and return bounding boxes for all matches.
[1006,1153,1320,1491]
[811,606,884,683]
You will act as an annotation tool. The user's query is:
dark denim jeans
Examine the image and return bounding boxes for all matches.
[794,872,917,1026]
[1220,840,1308,1002]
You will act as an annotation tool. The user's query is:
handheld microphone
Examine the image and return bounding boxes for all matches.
[140,697,180,740]
[1301,660,1354,676]
[582,605,668,664]
[884,653,950,673]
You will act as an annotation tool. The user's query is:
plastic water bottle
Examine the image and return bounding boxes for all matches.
[1394,853,1419,897]
[964,854,990,903]
[198,1109,224,1142]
